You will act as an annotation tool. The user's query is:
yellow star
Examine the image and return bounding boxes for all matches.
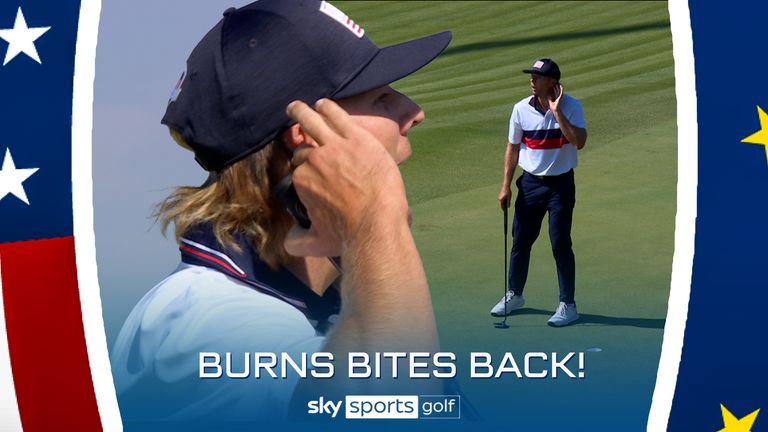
[742,106,768,163]
[718,404,760,432]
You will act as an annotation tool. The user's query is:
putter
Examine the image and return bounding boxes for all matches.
[495,205,510,329]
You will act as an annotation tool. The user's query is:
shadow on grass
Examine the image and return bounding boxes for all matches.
[442,21,670,57]
[501,308,665,329]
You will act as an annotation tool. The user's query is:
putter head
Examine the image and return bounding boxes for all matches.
[494,320,510,329]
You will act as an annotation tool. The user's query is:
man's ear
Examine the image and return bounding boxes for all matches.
[280,123,318,151]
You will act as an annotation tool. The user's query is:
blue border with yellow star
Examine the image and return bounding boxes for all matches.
[667,1,768,430]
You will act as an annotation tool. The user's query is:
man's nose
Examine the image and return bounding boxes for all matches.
[411,105,425,128]
[400,95,425,133]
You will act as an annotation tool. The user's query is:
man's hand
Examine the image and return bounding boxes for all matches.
[548,83,564,113]
[498,185,511,209]
[284,99,409,258]
[286,99,440,402]
[548,84,588,150]
[500,143,520,210]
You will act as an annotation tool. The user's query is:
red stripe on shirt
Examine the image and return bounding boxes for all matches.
[522,136,570,149]
[180,245,248,277]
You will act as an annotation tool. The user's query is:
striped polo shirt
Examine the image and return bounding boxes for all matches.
[508,93,586,176]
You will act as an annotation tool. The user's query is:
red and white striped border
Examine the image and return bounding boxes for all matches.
[72,0,123,429]
[0,257,23,431]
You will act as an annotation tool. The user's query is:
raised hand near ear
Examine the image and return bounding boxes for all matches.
[549,83,564,113]
[283,99,409,258]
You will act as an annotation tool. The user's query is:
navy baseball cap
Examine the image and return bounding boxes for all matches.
[522,58,561,81]
[162,0,452,172]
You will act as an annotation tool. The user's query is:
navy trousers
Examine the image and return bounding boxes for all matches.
[508,170,576,303]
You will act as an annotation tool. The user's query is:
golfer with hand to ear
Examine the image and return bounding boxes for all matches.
[492,58,587,327]
[110,0,452,423]
[286,96,438,372]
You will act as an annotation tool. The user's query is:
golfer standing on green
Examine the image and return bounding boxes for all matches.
[491,58,587,327]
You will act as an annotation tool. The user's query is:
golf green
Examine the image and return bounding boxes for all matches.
[337,1,676,427]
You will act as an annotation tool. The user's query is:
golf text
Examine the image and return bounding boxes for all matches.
[307,395,461,419]
[199,351,587,379]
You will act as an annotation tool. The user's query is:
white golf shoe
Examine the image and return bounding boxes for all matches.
[547,302,579,327]
[490,291,525,316]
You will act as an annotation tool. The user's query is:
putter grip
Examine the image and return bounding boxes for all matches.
[272,175,312,229]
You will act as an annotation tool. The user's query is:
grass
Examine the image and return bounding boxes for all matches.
[337,2,675,429]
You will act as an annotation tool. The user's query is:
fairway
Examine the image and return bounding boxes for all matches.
[337,2,676,429]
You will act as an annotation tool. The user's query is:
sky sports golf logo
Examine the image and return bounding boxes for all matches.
[307,395,461,419]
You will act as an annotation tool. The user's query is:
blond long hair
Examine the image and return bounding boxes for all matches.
[156,129,294,269]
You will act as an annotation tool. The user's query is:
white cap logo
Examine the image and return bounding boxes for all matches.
[319,1,365,38]
[533,60,544,69]
[169,66,186,103]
